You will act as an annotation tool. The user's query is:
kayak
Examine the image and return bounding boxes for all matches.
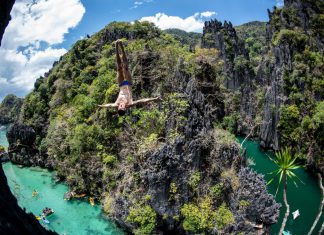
[41,218,50,224]
[36,215,50,224]
[89,197,95,206]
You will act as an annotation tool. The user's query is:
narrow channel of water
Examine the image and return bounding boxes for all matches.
[238,137,323,235]
[0,125,9,148]
[0,126,124,235]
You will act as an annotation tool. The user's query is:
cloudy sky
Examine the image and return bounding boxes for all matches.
[0,0,283,100]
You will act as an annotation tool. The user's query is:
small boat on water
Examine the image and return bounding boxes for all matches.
[73,192,86,198]
[42,207,54,217]
[292,209,300,220]
[89,197,95,206]
[64,191,86,200]
[283,231,292,235]
[35,208,53,224]
[32,190,38,197]
[64,191,72,200]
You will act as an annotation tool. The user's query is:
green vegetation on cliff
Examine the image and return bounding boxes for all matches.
[268,1,324,169]
[235,21,267,68]
[13,1,324,232]
[14,19,281,234]
[0,94,23,125]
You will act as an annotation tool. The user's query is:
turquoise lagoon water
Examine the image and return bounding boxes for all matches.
[239,137,324,235]
[1,126,124,235]
[0,125,9,148]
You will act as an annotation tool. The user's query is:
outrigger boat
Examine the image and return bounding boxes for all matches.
[42,207,54,217]
[63,191,86,200]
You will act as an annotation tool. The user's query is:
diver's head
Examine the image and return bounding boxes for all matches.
[117,103,126,116]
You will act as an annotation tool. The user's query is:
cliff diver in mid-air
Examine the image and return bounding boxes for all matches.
[98,39,160,115]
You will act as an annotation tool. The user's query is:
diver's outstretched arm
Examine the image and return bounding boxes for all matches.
[98,103,118,108]
[130,97,162,107]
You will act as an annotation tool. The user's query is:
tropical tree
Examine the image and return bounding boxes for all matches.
[268,147,302,235]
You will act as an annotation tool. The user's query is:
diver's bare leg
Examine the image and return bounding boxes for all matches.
[119,41,132,83]
[116,41,124,85]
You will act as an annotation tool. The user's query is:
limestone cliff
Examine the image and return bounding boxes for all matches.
[201,0,324,173]
[6,20,280,234]
[0,94,23,125]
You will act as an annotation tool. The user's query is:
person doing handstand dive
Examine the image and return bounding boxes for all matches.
[98,40,160,115]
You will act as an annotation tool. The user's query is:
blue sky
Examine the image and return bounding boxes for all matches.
[63,0,282,48]
[0,0,283,100]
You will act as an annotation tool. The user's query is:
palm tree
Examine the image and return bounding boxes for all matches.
[268,147,301,235]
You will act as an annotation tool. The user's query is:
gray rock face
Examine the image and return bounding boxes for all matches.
[259,61,282,150]
[237,168,280,225]
[7,123,36,147]
[6,123,52,168]
[259,0,324,150]
[258,40,288,150]
[202,19,250,90]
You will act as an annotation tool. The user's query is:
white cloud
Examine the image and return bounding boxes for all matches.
[140,11,216,32]
[0,0,85,100]
[200,11,217,18]
[276,0,284,7]
[131,0,153,9]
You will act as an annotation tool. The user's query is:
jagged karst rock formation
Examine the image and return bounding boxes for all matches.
[201,0,323,173]
[6,123,53,168]
[259,0,324,174]
[202,19,250,90]
[202,19,260,136]
[109,74,279,234]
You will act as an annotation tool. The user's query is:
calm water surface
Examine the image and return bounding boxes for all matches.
[0,125,8,148]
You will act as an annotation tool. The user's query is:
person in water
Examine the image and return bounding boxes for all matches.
[98,39,160,115]
[32,189,38,197]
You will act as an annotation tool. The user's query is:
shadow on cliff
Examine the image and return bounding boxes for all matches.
[0,0,57,234]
